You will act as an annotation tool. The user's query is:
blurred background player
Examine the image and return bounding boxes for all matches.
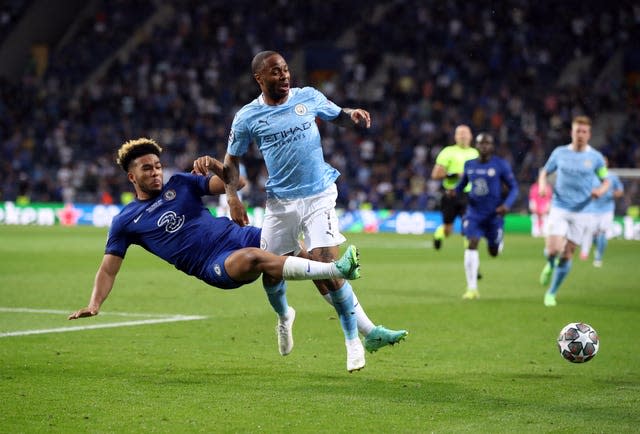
[528,180,551,238]
[454,133,518,299]
[579,156,624,267]
[431,125,479,250]
[537,116,610,306]
[222,51,407,373]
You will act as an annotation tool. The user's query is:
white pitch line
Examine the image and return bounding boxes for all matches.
[0,307,178,318]
[0,307,207,338]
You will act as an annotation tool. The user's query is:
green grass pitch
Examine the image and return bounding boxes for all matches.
[1,225,639,432]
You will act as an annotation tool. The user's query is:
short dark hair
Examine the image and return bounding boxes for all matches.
[251,50,280,75]
[116,138,162,172]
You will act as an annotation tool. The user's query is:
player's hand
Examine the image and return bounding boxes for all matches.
[591,186,607,199]
[192,156,220,176]
[496,205,508,216]
[350,109,371,128]
[228,197,250,226]
[68,307,99,320]
[538,185,547,197]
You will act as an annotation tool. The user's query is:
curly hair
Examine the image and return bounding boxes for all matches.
[116,138,162,172]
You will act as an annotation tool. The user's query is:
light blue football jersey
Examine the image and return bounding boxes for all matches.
[584,172,623,214]
[227,87,342,199]
[543,145,607,212]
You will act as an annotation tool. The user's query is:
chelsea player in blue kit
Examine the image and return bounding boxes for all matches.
[219,51,407,372]
[68,139,362,341]
[454,133,518,299]
[538,116,610,306]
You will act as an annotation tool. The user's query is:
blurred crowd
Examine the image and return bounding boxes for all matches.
[1,0,639,213]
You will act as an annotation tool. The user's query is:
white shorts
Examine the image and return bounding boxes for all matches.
[547,207,591,244]
[260,184,346,255]
[588,211,614,235]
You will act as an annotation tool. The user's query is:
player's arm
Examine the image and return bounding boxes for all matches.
[192,155,246,195]
[613,180,624,199]
[431,163,448,180]
[223,153,249,226]
[68,254,123,320]
[591,165,610,199]
[453,169,469,196]
[497,165,519,216]
[331,108,371,129]
[537,168,549,196]
[591,178,610,199]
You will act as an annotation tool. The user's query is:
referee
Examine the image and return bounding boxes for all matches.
[430,124,479,250]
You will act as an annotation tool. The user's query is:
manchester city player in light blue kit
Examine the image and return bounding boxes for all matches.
[580,157,624,267]
[538,116,610,306]
[454,133,518,300]
[68,139,361,332]
[222,51,407,372]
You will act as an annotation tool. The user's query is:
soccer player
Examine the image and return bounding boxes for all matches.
[454,133,518,299]
[528,181,551,238]
[219,51,407,373]
[68,139,362,362]
[580,157,624,267]
[430,125,479,250]
[538,116,610,306]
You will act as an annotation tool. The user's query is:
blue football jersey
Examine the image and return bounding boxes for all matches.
[227,87,342,199]
[543,145,607,212]
[455,156,519,218]
[105,173,241,280]
[585,172,623,214]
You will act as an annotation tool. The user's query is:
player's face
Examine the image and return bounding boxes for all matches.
[454,126,472,147]
[256,54,290,103]
[129,154,163,199]
[476,137,494,159]
[571,122,591,149]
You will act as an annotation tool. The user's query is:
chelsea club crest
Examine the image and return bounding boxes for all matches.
[163,189,176,201]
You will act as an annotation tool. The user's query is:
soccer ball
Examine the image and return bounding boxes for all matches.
[557,322,599,363]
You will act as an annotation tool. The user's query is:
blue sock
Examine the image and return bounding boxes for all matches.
[595,233,607,261]
[264,280,288,316]
[329,282,358,340]
[548,258,571,295]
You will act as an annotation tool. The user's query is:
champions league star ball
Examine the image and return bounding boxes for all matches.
[557,322,599,363]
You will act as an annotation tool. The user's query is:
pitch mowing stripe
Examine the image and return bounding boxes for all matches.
[0,307,207,338]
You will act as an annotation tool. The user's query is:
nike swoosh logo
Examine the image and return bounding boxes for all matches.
[133,213,143,223]
[306,262,311,273]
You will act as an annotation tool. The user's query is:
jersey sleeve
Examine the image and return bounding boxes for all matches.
[543,148,558,174]
[104,216,130,258]
[227,111,252,156]
[454,161,470,194]
[500,160,519,209]
[435,147,451,168]
[310,87,342,121]
[612,174,624,193]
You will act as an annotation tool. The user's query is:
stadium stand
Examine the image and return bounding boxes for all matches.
[1,0,639,213]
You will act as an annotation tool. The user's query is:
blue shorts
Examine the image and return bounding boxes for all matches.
[200,225,262,289]
[462,214,504,249]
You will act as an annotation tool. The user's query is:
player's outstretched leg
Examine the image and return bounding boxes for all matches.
[334,245,360,279]
[364,326,409,353]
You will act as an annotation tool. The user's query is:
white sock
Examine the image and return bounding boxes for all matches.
[282,257,340,280]
[323,292,375,336]
[464,249,479,290]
